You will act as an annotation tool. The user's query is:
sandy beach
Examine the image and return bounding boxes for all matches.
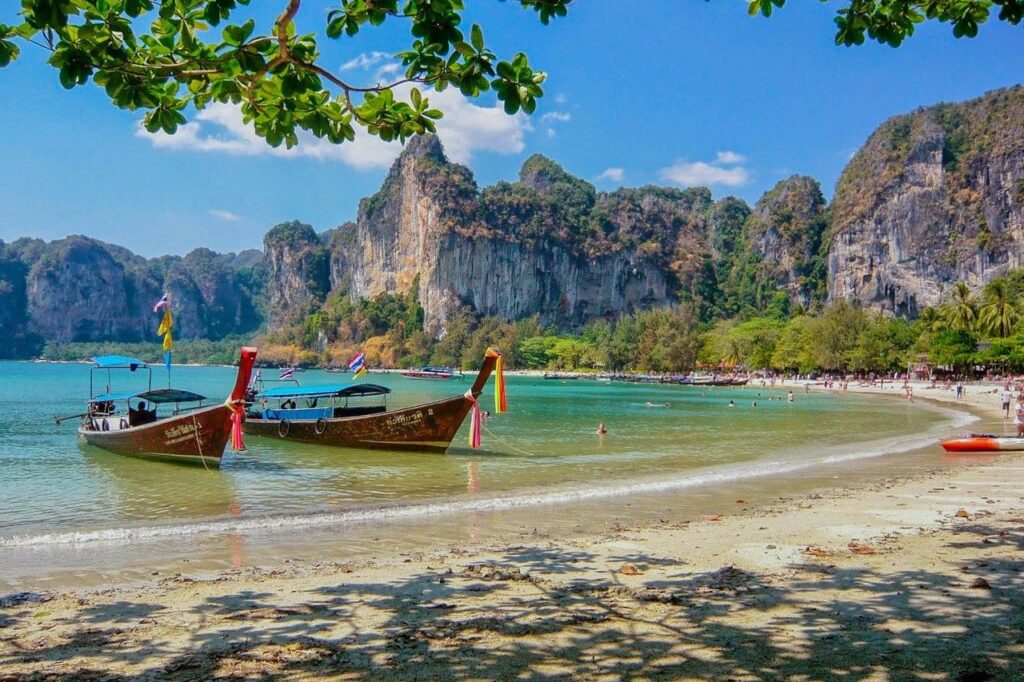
[2,382,1023,680]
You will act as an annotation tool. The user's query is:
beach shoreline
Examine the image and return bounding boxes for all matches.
[4,382,1024,678]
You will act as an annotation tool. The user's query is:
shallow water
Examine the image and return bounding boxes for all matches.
[0,361,968,553]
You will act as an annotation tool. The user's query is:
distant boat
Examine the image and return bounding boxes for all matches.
[66,349,257,467]
[400,366,460,380]
[244,353,499,452]
[941,434,1024,452]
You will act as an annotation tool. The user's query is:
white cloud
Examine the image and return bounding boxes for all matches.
[373,62,402,81]
[554,93,567,104]
[659,151,750,188]
[546,128,556,138]
[340,51,390,71]
[596,167,625,184]
[715,150,746,164]
[540,111,571,124]
[209,209,241,222]
[137,86,528,169]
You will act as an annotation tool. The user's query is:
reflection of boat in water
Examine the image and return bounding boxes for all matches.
[244,350,499,453]
[71,349,256,467]
[400,366,461,380]
[80,443,240,518]
[940,434,1024,453]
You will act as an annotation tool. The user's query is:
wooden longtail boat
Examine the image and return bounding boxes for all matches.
[244,353,498,452]
[76,348,257,467]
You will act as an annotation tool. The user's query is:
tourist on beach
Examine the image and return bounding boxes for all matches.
[956,381,964,400]
[596,423,608,435]
[1015,399,1024,437]
[1003,389,1013,418]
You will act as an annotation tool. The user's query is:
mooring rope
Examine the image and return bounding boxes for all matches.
[480,422,540,457]
[192,412,210,471]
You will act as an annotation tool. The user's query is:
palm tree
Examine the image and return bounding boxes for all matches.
[944,282,978,332]
[918,306,946,333]
[978,279,1020,338]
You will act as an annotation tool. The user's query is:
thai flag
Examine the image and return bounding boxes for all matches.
[153,293,170,312]
[348,352,365,372]
[251,368,262,385]
[280,367,294,380]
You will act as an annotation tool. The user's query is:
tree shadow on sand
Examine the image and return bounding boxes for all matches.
[2,519,1024,680]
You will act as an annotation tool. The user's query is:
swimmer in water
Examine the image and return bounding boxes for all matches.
[728,400,735,408]
[597,423,608,435]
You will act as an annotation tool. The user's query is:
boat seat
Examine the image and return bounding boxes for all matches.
[261,407,334,421]
[332,406,386,418]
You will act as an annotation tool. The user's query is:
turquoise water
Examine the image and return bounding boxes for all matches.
[0,361,968,550]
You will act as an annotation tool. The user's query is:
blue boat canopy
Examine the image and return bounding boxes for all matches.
[257,383,391,400]
[91,355,148,369]
[89,388,205,404]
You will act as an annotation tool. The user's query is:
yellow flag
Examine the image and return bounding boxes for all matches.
[158,308,173,350]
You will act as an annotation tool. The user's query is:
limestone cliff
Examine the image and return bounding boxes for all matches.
[263,221,330,329]
[731,175,828,310]
[828,86,1024,315]
[334,137,703,335]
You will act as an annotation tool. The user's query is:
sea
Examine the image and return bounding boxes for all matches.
[0,361,979,589]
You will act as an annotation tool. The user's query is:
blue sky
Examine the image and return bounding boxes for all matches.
[0,1,1021,257]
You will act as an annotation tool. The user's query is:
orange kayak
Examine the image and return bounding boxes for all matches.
[941,435,1024,452]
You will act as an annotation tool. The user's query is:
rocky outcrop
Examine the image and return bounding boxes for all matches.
[743,175,828,306]
[340,136,698,335]
[0,241,39,358]
[264,221,330,329]
[828,86,1024,315]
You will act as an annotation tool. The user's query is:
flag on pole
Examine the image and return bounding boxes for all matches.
[280,367,294,380]
[348,351,366,379]
[155,294,173,372]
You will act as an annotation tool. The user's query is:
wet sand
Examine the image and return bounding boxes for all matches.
[3,382,1023,680]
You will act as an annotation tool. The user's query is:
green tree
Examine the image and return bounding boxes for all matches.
[2,0,563,145]
[771,316,818,373]
[978,278,1020,338]
[750,1,1023,46]
[944,281,978,331]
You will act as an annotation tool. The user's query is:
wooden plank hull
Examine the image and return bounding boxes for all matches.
[79,404,233,467]
[245,352,499,453]
[244,395,474,452]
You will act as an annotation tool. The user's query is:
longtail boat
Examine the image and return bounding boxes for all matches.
[71,348,257,467]
[244,351,500,452]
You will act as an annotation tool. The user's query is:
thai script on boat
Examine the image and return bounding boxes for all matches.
[386,411,423,428]
[164,422,199,445]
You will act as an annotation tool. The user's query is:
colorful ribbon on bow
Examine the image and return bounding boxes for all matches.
[486,347,507,414]
[224,399,246,451]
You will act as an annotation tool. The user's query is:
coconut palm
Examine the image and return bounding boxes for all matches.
[978,279,1020,338]
[917,306,946,333]
[944,282,978,332]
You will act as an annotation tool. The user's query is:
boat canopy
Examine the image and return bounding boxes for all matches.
[137,389,206,404]
[89,388,206,404]
[91,355,148,369]
[257,383,391,400]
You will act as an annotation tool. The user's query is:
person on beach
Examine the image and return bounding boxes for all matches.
[596,423,608,435]
[956,381,964,400]
[1016,399,1024,437]
[1003,389,1013,418]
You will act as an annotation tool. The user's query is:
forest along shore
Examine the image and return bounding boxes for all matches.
[3,387,1024,679]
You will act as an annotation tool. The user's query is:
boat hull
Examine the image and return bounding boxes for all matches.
[244,394,474,452]
[79,404,233,467]
[940,436,1024,453]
